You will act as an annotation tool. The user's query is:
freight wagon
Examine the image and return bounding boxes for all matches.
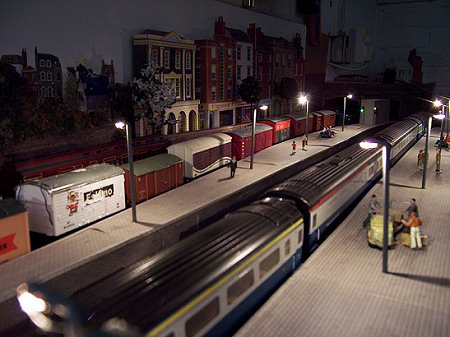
[167,133,232,179]
[15,164,126,236]
[258,117,291,144]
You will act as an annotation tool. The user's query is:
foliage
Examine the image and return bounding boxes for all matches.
[238,76,262,105]
[129,62,176,135]
[278,77,298,100]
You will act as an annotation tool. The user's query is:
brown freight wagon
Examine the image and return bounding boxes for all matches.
[121,153,183,204]
[311,112,324,131]
[286,112,314,138]
[317,110,337,128]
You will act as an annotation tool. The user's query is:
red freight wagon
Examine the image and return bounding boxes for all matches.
[258,117,291,144]
[167,133,232,179]
[255,123,273,151]
[311,112,324,131]
[227,124,273,160]
[317,110,337,128]
[121,153,183,204]
[286,112,313,138]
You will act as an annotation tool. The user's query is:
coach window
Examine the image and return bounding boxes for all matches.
[259,249,280,279]
[298,228,303,245]
[185,297,219,337]
[285,239,291,256]
[163,334,174,337]
[227,269,254,305]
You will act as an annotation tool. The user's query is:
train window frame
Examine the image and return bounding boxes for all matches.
[285,239,291,256]
[227,269,255,305]
[185,297,220,337]
[313,214,317,230]
[298,228,303,246]
[259,248,280,279]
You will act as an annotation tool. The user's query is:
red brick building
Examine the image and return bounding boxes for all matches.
[195,17,236,130]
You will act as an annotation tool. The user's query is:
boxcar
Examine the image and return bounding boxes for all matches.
[167,133,232,179]
[258,117,291,144]
[121,154,183,204]
[311,112,324,131]
[227,124,273,160]
[286,112,312,138]
[15,164,126,236]
[317,110,336,128]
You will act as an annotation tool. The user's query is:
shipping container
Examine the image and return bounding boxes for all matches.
[15,164,125,236]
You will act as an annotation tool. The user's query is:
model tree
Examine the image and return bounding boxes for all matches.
[278,77,298,114]
[238,76,262,120]
[129,62,176,135]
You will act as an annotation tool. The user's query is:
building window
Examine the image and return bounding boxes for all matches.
[163,50,170,69]
[247,47,252,61]
[275,53,279,66]
[247,66,252,77]
[165,78,181,98]
[211,47,216,59]
[282,53,285,66]
[288,54,292,68]
[40,86,47,97]
[237,66,241,81]
[195,65,201,80]
[46,60,51,67]
[299,63,303,76]
[47,86,53,97]
[175,52,181,69]
[268,85,271,98]
[259,53,262,62]
[228,48,232,60]
[186,77,192,98]
[294,63,298,75]
[268,68,271,81]
[40,71,46,81]
[227,65,231,79]
[152,49,158,65]
[47,71,52,81]
[227,86,231,101]
[32,73,36,81]
[186,51,192,70]
[211,64,217,80]
[39,60,45,67]
[258,66,262,81]
[195,87,201,100]
[237,45,241,60]
[211,86,216,101]
[269,55,272,63]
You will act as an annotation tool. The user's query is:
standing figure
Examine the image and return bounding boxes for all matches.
[364,194,381,227]
[401,211,422,249]
[404,198,418,221]
[302,134,308,150]
[291,141,297,155]
[417,150,424,171]
[435,148,441,173]
[229,155,237,178]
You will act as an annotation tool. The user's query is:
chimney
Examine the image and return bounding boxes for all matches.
[215,16,226,36]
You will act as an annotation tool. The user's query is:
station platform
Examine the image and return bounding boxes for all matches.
[0,125,373,333]
[234,129,449,337]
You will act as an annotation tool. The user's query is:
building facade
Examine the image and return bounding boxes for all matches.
[133,30,199,136]
[195,17,237,130]
[34,47,62,101]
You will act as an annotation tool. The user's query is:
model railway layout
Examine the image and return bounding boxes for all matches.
[16,112,430,337]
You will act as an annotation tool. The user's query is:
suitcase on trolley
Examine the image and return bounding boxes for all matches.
[367,214,394,249]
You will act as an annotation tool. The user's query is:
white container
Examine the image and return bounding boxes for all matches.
[15,164,125,236]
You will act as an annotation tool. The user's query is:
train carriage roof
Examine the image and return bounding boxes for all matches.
[120,154,182,176]
[71,198,302,333]
[266,144,380,210]
[228,124,273,138]
[404,111,430,124]
[167,133,231,153]
[373,119,418,145]
[22,164,124,194]
[286,112,308,121]
[259,116,290,123]
[315,110,336,116]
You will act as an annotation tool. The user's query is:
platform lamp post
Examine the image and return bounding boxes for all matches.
[250,104,268,169]
[342,94,353,131]
[298,95,309,139]
[360,139,391,273]
[422,110,446,189]
[115,121,136,222]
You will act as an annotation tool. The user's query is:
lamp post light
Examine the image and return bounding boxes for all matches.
[360,139,391,273]
[422,112,446,189]
[115,121,137,222]
[298,95,309,139]
[250,105,268,169]
[342,94,353,131]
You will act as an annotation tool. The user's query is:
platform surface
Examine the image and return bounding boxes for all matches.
[234,129,449,337]
[0,125,370,332]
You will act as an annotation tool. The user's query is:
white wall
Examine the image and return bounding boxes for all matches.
[322,0,450,96]
[0,0,306,84]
